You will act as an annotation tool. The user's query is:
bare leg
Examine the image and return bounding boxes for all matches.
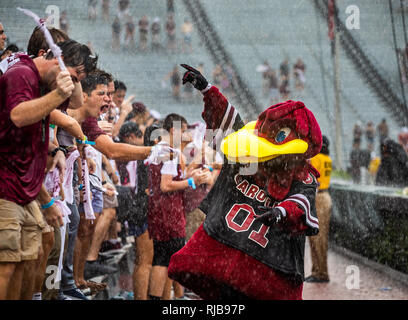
[107,216,118,240]
[75,213,98,286]
[20,258,39,300]
[173,281,184,299]
[6,261,25,300]
[20,234,44,300]
[0,262,17,300]
[148,266,168,299]
[87,208,116,261]
[132,230,153,300]
[32,231,54,298]
[162,277,173,300]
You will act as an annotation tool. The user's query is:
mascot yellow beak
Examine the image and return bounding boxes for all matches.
[220,121,309,163]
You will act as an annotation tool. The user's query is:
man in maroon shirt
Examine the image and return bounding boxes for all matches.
[0,39,97,300]
[147,113,206,300]
[67,70,172,284]
[21,28,92,301]
[68,71,162,165]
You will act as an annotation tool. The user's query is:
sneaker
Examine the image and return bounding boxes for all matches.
[86,281,108,295]
[109,290,133,300]
[173,295,193,300]
[100,240,122,253]
[63,288,89,300]
[304,276,329,283]
[84,261,118,280]
[123,291,134,300]
[184,291,201,300]
[57,292,72,300]
[97,253,116,263]
[77,281,105,296]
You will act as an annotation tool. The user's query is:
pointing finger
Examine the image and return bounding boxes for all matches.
[180,64,199,73]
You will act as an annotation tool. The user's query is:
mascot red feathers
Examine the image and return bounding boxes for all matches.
[168,64,322,300]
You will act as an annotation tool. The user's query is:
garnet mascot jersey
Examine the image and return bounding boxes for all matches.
[200,165,319,282]
[200,85,319,281]
[168,85,320,298]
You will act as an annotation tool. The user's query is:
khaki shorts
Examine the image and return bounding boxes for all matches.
[103,192,118,209]
[0,198,46,262]
[185,208,206,241]
[41,217,54,234]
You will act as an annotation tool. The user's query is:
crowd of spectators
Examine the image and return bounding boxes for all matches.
[81,0,196,54]
[0,18,222,301]
[349,119,408,187]
[259,58,306,105]
[2,1,408,303]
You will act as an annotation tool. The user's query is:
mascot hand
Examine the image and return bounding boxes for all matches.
[254,206,284,226]
[180,64,209,90]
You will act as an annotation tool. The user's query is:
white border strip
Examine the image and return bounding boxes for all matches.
[286,194,319,229]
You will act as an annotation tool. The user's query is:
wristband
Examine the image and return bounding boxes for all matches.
[51,146,68,157]
[203,165,214,172]
[41,198,55,210]
[187,177,196,190]
[201,83,212,94]
[76,135,95,145]
[59,146,68,156]
[50,147,60,157]
[76,139,95,145]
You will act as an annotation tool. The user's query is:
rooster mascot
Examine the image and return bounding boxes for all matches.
[168,64,322,300]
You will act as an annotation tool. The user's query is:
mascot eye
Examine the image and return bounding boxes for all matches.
[275,127,291,143]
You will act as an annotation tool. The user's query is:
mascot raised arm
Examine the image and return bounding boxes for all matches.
[168,64,322,300]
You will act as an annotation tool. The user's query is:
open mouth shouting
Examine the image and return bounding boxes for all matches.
[100,104,109,114]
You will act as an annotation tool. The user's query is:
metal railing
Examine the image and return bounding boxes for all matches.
[182,0,262,119]
[313,0,408,126]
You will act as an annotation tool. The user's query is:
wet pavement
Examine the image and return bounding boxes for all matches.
[94,238,408,300]
[303,240,408,300]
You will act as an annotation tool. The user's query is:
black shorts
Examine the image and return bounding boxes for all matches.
[116,186,147,227]
[152,238,185,267]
